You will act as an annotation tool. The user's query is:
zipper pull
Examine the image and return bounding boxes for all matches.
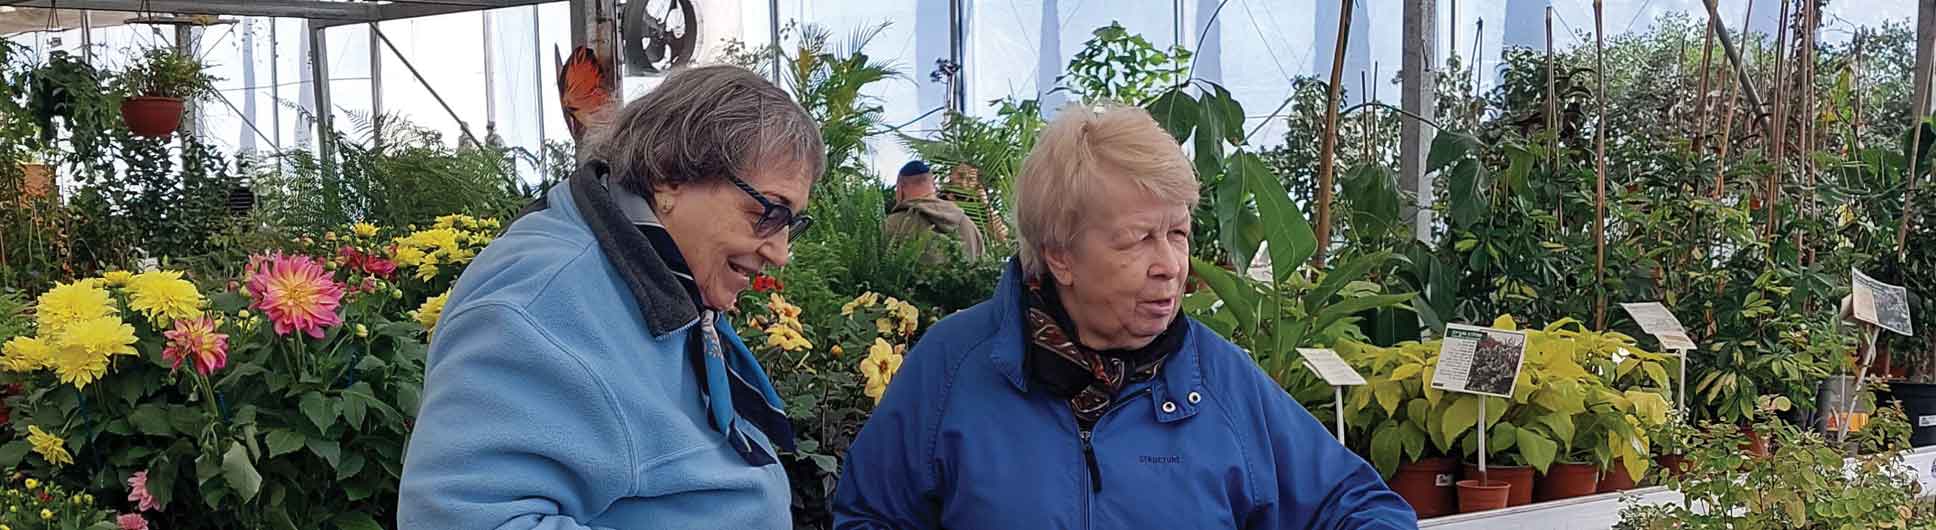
[1080,430,1101,492]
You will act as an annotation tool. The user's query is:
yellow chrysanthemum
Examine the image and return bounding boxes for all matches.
[860,338,904,403]
[415,263,441,282]
[26,427,71,467]
[351,222,380,238]
[125,270,204,324]
[49,316,137,388]
[393,246,427,267]
[101,270,135,287]
[415,290,451,333]
[1,337,53,373]
[33,282,115,334]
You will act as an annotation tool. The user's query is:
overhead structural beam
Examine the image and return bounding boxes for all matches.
[8,0,559,28]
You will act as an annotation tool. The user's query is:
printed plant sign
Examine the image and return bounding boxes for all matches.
[1297,348,1366,386]
[1430,324,1528,398]
[1620,302,1697,350]
[1852,269,1914,337]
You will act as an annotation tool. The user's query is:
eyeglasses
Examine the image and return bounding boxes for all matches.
[725,173,812,241]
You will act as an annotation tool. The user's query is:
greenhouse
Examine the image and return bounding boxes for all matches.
[0,0,1932,528]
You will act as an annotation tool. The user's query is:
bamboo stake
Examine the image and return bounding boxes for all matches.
[1800,0,1818,265]
[1314,0,1353,270]
[1547,6,1562,224]
[1594,0,1609,330]
[1362,70,1373,163]
[1765,0,1791,241]
[1850,31,1864,157]
[1695,17,1717,154]
[1714,0,1754,198]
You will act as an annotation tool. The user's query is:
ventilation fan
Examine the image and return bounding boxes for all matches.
[622,0,698,76]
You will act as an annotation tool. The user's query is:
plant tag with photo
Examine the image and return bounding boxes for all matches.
[1852,269,1914,337]
[1297,348,1366,387]
[1620,302,1697,351]
[1430,324,1527,398]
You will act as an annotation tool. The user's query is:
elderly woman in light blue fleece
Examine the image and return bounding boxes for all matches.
[397,65,823,529]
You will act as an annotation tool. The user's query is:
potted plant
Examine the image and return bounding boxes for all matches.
[113,48,216,137]
[1339,340,1459,518]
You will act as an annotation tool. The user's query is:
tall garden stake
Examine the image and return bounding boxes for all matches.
[1547,6,1562,225]
[1694,17,1716,154]
[1594,0,1609,330]
[1800,0,1819,265]
[1713,0,1754,198]
[1314,0,1353,270]
[1765,0,1792,242]
[1850,31,1865,157]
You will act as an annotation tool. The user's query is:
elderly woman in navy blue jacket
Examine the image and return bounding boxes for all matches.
[832,103,1418,529]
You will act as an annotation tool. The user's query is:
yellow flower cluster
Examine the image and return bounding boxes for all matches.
[125,270,205,325]
[350,222,381,238]
[860,338,905,403]
[842,292,921,338]
[763,294,813,352]
[3,280,143,389]
[415,290,452,335]
[392,215,500,282]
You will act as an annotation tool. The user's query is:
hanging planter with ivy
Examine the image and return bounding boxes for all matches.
[114,48,216,138]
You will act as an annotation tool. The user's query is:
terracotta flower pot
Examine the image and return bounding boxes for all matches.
[1463,463,1534,506]
[1597,459,1639,492]
[1654,454,1690,479]
[1536,462,1601,501]
[1455,479,1511,513]
[1389,457,1458,519]
[121,96,185,138]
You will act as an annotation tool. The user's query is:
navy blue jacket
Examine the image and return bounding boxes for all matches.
[833,262,1419,529]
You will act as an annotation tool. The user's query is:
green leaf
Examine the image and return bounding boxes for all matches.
[1487,422,1518,454]
[1209,83,1246,143]
[1516,428,1559,474]
[147,454,176,507]
[342,384,373,428]
[1426,130,1478,174]
[1190,259,1257,332]
[300,392,336,432]
[1212,157,1248,267]
[1443,397,1478,443]
[0,441,29,468]
[1144,89,1197,143]
[1533,412,1576,451]
[1307,251,1392,311]
[332,512,385,530]
[1643,362,1671,390]
[1371,422,1403,478]
[1374,382,1402,417]
[222,442,262,501]
[337,452,367,480]
[1399,421,1428,462]
[130,404,173,435]
[265,430,305,458]
[305,438,342,469]
[1236,151,1316,284]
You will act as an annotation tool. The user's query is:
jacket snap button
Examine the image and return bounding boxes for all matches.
[1188,391,1202,404]
[1162,401,1177,413]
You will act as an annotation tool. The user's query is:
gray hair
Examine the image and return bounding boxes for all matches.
[589,65,825,196]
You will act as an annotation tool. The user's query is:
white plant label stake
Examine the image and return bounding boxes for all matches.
[1621,302,1695,413]
[1299,348,1366,441]
[1431,324,1529,482]
[1839,270,1915,443]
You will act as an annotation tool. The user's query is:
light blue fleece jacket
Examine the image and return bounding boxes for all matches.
[397,169,791,530]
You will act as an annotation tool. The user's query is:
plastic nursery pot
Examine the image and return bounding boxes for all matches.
[1893,382,1936,447]
[1455,479,1511,513]
[1463,463,1534,507]
[121,96,185,138]
[1389,457,1458,519]
[1596,459,1639,493]
[1535,462,1600,501]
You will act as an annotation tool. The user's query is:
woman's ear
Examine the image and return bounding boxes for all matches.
[1044,246,1077,287]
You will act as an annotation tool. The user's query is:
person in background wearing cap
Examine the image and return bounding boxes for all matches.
[885,160,987,264]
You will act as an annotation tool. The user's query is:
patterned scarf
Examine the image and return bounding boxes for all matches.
[1023,279,1187,428]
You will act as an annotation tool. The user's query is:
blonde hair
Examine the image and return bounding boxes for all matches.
[1015,102,1200,278]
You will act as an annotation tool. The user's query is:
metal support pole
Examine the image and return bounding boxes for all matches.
[80,10,93,64]
[370,23,383,121]
[310,25,335,178]
[271,21,283,151]
[948,0,965,113]
[532,5,546,146]
[483,12,498,139]
[1401,0,1437,242]
[176,24,202,138]
[769,0,783,82]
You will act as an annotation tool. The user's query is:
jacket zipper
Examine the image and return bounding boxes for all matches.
[1076,386,1153,520]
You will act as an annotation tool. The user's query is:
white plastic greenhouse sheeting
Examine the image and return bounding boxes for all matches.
[1419,445,1936,530]
[0,0,1912,183]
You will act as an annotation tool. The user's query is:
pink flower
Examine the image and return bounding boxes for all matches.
[246,253,346,339]
[337,246,397,278]
[162,317,229,376]
[127,470,160,512]
[118,513,149,530]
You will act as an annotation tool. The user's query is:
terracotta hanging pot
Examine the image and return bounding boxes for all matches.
[121,96,185,138]
[1389,457,1458,519]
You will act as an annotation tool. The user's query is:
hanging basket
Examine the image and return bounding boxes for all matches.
[121,96,185,138]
